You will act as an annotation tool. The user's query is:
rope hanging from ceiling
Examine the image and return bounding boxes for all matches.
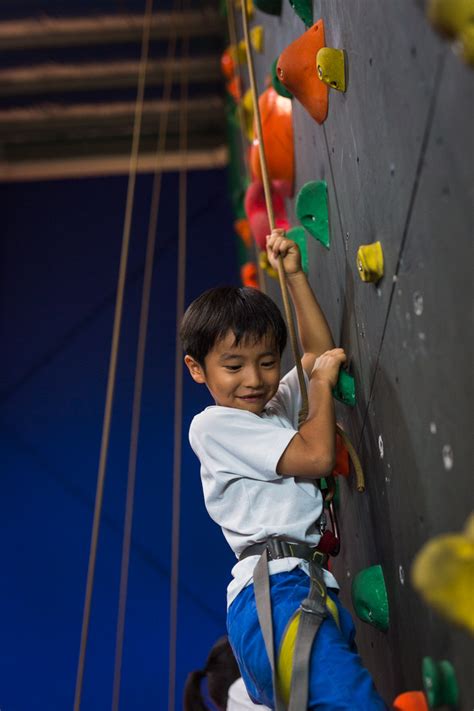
[240,0,365,492]
[73,0,186,707]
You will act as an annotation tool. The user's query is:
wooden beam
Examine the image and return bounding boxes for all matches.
[0,97,224,139]
[0,11,224,50]
[0,146,229,182]
[0,56,221,97]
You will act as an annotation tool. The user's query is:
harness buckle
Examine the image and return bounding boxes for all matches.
[311,550,327,566]
[267,539,284,560]
[300,597,327,617]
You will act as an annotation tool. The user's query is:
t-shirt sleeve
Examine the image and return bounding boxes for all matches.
[267,365,310,428]
[189,406,297,481]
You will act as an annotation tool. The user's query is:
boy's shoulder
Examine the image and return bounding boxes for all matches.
[191,404,261,430]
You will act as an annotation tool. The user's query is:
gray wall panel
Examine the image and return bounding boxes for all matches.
[235,2,472,703]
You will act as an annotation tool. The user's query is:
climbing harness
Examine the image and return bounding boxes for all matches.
[240,539,336,710]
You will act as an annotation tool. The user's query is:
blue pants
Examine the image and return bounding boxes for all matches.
[227,568,387,710]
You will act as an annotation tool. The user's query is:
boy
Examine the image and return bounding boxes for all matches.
[180,230,386,710]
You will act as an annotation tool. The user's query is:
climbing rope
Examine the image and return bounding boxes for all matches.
[241,0,307,415]
[111,24,179,711]
[167,24,190,711]
[225,0,267,292]
[73,2,155,709]
[240,0,365,488]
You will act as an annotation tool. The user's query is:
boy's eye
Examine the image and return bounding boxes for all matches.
[261,361,276,368]
[224,365,241,372]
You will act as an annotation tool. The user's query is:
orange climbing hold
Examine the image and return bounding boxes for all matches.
[221,48,235,80]
[249,86,294,192]
[226,75,243,103]
[392,691,429,711]
[241,262,259,289]
[234,218,253,249]
[276,20,328,124]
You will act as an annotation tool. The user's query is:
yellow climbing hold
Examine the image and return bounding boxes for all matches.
[241,88,255,142]
[411,513,474,634]
[250,25,264,53]
[427,0,474,65]
[259,251,278,279]
[229,41,248,65]
[238,40,248,64]
[427,0,474,37]
[356,241,384,283]
[235,0,255,19]
[316,48,346,92]
[460,22,474,64]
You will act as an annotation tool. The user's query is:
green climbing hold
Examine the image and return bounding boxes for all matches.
[254,0,282,15]
[351,564,389,632]
[422,657,459,709]
[333,369,356,407]
[271,58,293,99]
[288,0,313,27]
[287,226,308,274]
[296,180,330,249]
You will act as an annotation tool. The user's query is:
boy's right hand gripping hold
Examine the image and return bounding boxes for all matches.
[277,347,347,479]
[311,348,347,388]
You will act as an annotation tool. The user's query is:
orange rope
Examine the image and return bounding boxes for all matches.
[73,2,155,709]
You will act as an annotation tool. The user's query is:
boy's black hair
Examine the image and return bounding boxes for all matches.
[180,286,287,365]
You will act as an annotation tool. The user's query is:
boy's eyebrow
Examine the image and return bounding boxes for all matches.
[219,350,277,361]
[219,353,244,361]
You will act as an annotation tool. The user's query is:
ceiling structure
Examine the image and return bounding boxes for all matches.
[0,3,228,181]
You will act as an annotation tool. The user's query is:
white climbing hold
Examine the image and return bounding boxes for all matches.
[413,291,424,316]
[429,422,437,434]
[399,565,405,585]
[378,435,384,459]
[442,444,454,470]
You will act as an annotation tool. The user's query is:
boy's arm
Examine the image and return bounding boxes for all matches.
[277,349,346,478]
[267,229,345,478]
[266,230,334,376]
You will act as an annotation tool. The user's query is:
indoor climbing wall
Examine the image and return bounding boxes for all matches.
[226,0,473,707]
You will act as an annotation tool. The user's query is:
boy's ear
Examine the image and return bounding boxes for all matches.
[184,355,206,384]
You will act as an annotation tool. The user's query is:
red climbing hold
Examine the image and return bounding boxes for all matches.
[249,86,294,193]
[332,432,350,477]
[241,262,259,289]
[276,20,328,124]
[244,180,291,251]
[392,691,429,711]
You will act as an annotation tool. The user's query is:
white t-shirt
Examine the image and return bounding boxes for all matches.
[189,366,338,607]
[227,678,270,710]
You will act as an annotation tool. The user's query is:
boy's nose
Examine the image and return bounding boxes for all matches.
[245,367,263,388]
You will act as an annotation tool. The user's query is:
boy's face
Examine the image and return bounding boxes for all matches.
[185,330,281,415]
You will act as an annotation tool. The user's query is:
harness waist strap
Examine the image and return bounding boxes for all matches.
[239,539,327,567]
